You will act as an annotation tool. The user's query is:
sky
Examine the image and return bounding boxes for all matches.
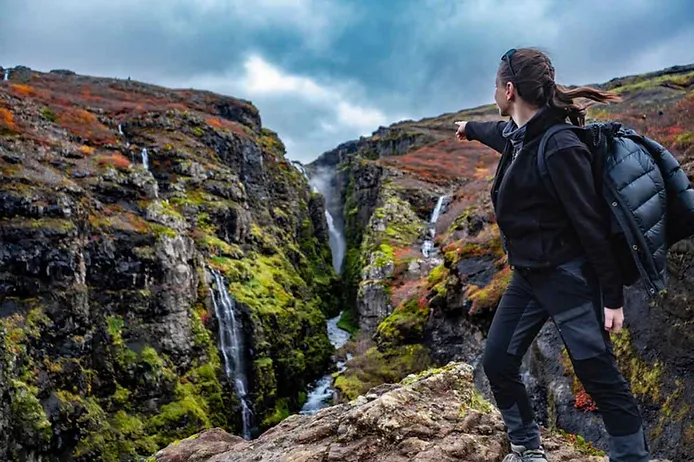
[1,0,694,164]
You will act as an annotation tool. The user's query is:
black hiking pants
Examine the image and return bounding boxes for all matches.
[482,256,649,462]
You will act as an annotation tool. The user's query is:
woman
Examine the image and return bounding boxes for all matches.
[455,48,649,462]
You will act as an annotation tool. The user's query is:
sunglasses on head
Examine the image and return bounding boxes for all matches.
[501,48,517,77]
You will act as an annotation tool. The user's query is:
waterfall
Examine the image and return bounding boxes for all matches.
[299,312,351,415]
[422,195,449,258]
[3,69,9,81]
[209,270,253,439]
[325,210,345,274]
[141,148,149,170]
[297,163,346,274]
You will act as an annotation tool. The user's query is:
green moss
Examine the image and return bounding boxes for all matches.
[333,344,431,401]
[261,398,290,428]
[373,243,394,270]
[465,266,512,314]
[0,217,76,233]
[192,126,204,137]
[10,379,52,446]
[253,357,277,411]
[375,297,430,350]
[337,308,359,335]
[106,316,124,346]
[612,329,664,402]
[149,389,212,445]
[427,263,446,285]
[457,389,494,416]
[556,429,605,457]
[676,131,694,146]
[609,70,694,94]
[258,128,286,157]
[194,232,243,257]
[40,107,58,122]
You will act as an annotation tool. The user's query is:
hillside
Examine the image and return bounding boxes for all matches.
[0,65,340,461]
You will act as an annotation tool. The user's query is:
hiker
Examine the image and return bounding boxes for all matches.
[454,48,649,462]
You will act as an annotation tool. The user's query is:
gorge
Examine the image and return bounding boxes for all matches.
[1,62,694,461]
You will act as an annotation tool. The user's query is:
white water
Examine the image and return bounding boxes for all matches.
[422,195,448,258]
[299,313,351,415]
[296,162,346,274]
[209,270,253,439]
[3,69,9,81]
[118,123,124,136]
[141,148,149,170]
[325,210,345,274]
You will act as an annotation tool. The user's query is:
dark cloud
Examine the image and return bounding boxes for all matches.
[1,0,693,163]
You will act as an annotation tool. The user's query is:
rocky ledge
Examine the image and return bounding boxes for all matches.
[148,362,651,462]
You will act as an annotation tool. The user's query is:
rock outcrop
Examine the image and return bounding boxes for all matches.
[151,362,617,462]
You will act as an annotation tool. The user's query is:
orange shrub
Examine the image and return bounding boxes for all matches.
[10,84,36,97]
[79,145,95,156]
[0,107,17,134]
[58,108,116,145]
[97,153,131,170]
[206,117,224,129]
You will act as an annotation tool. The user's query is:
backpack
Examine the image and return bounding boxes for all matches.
[535,121,690,292]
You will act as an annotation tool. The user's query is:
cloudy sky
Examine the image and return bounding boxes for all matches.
[1,0,694,163]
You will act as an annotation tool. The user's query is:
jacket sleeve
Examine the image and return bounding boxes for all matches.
[546,145,625,308]
[465,121,507,154]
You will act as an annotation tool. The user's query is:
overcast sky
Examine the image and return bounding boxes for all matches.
[2,0,693,163]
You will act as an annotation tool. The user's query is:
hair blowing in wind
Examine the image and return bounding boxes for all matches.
[497,47,622,126]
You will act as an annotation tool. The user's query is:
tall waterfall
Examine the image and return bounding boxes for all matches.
[422,195,449,258]
[141,148,149,170]
[3,69,9,81]
[209,270,253,439]
[295,162,346,274]
[324,208,345,274]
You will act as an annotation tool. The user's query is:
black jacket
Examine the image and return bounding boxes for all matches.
[466,108,625,308]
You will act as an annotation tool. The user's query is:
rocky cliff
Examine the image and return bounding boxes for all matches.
[306,63,694,461]
[0,67,340,461]
[150,362,621,462]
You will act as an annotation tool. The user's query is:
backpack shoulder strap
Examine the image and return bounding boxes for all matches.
[537,123,579,200]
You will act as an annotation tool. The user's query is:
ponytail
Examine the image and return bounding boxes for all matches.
[498,48,621,126]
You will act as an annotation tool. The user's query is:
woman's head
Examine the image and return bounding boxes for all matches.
[494,47,620,126]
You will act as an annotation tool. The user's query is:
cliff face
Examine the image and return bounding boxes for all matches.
[308,64,694,461]
[0,68,339,461]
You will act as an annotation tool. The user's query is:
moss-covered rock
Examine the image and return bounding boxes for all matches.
[333,344,431,402]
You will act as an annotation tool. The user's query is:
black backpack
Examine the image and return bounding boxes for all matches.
[536,122,694,293]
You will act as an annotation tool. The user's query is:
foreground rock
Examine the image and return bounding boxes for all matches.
[151,362,614,462]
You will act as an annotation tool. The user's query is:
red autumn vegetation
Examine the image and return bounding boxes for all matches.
[381,138,499,186]
[0,107,17,134]
[206,117,248,136]
[58,107,116,145]
[97,153,131,170]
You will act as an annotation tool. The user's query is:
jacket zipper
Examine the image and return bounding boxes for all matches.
[604,181,660,296]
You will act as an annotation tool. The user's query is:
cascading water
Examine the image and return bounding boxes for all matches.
[209,269,253,439]
[422,195,449,258]
[324,207,345,274]
[3,69,9,81]
[299,313,351,415]
[141,148,149,170]
[295,162,351,414]
[295,162,346,274]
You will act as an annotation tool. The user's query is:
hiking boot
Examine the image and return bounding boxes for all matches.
[502,443,548,462]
